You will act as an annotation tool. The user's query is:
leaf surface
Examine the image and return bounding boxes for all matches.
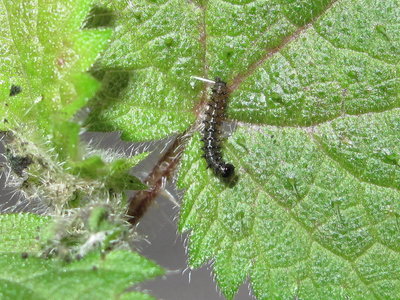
[0,0,111,132]
[0,0,146,206]
[0,214,163,300]
[85,0,400,298]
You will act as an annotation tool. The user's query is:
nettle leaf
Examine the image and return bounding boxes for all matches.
[0,0,111,133]
[0,0,110,158]
[0,214,163,300]
[87,0,203,141]
[86,0,399,299]
[71,153,148,191]
[0,0,147,207]
[0,213,51,253]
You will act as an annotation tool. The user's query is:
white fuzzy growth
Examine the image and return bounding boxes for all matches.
[0,128,144,259]
[77,231,108,257]
[0,129,137,214]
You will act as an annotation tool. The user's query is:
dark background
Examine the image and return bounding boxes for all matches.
[0,132,253,300]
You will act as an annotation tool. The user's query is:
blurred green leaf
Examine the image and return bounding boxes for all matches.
[0,0,111,134]
[0,0,146,207]
[71,153,148,191]
[0,214,163,300]
[0,214,50,253]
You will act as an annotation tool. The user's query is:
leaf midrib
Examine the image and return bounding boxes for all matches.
[228,0,341,92]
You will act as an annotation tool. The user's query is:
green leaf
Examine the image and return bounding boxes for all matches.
[0,0,111,133]
[0,251,163,300]
[86,0,202,141]
[87,0,400,299]
[0,0,111,161]
[0,214,163,299]
[0,214,51,253]
[71,156,108,178]
[70,153,148,191]
[105,155,148,191]
[0,279,44,300]
[51,121,81,161]
[1,0,147,209]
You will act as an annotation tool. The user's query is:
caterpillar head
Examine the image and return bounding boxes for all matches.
[219,163,235,178]
[212,77,228,95]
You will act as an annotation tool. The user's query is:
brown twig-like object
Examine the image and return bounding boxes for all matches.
[127,134,187,225]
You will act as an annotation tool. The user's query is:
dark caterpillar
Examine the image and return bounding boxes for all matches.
[201,77,235,178]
